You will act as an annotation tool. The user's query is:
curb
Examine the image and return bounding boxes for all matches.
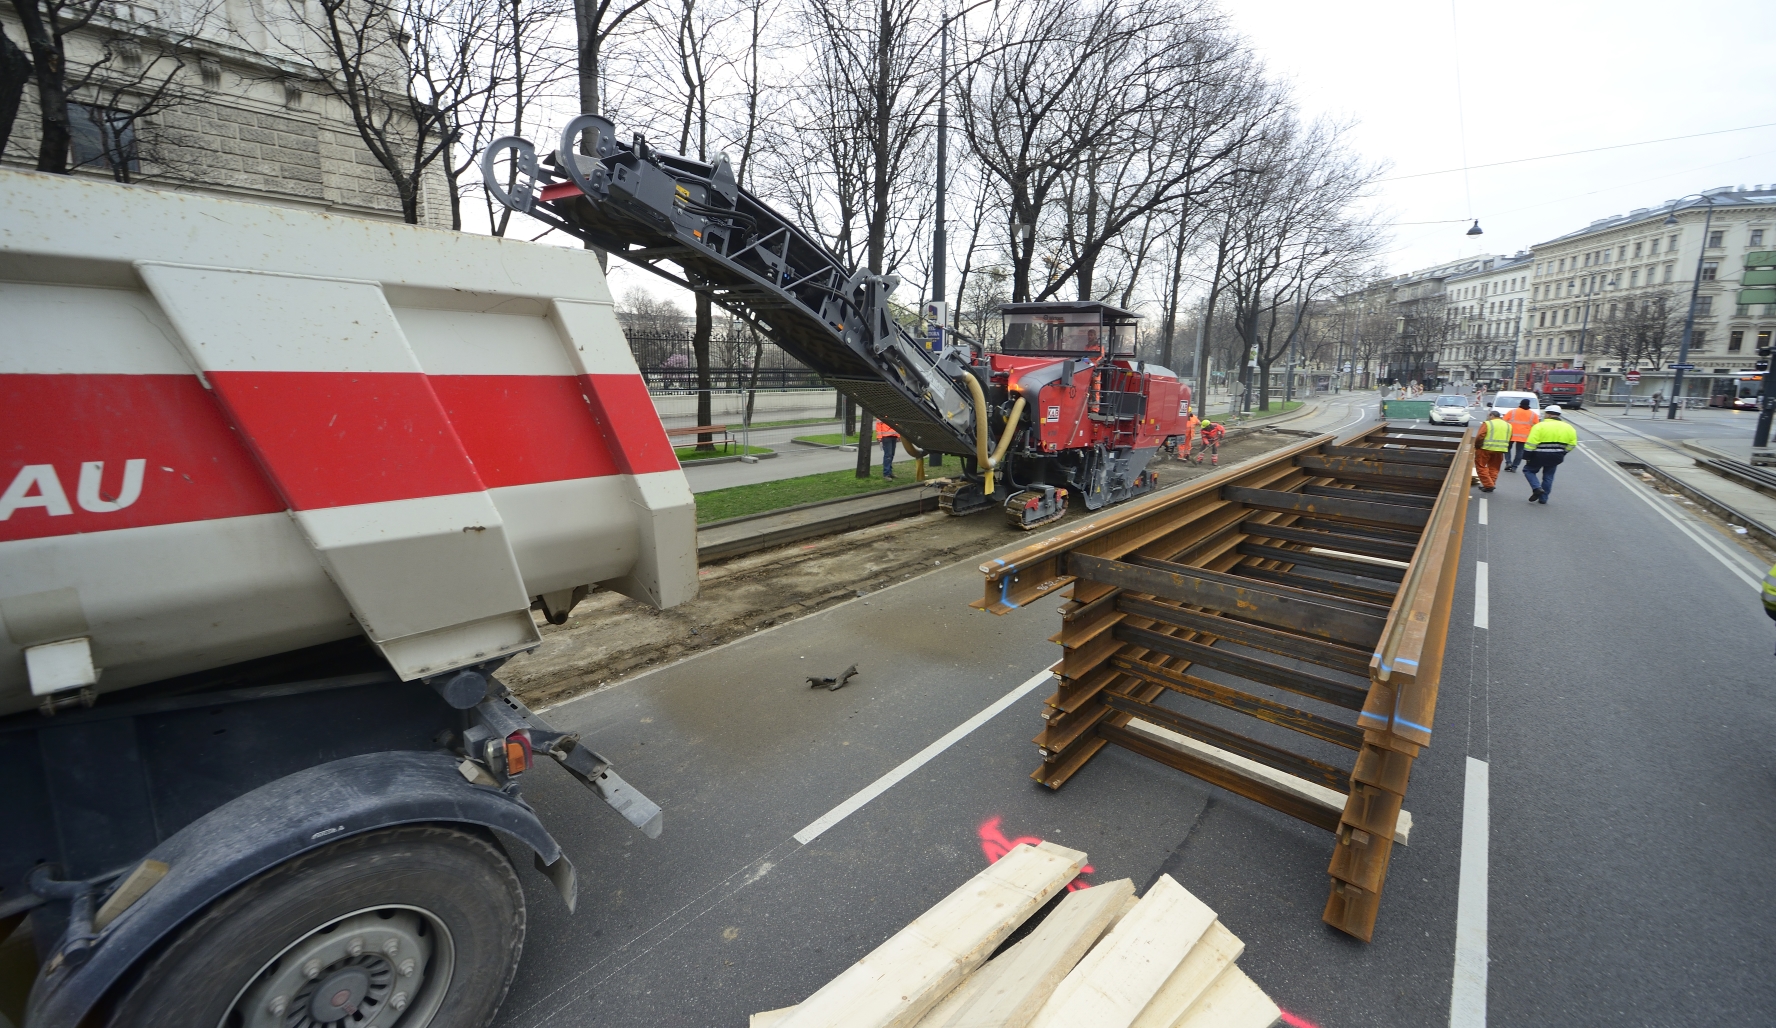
[696,481,951,563]
[1613,459,1776,551]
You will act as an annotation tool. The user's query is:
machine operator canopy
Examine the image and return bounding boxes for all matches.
[999,301,1140,358]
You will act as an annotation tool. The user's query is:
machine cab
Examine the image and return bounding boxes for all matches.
[999,301,1141,357]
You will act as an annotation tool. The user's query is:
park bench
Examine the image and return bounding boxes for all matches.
[665,423,736,453]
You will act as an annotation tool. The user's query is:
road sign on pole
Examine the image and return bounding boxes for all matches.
[1625,369,1641,383]
[1668,363,1696,370]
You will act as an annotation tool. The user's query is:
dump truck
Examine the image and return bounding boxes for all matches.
[0,168,697,1027]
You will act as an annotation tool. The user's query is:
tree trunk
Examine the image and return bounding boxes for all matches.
[12,0,70,173]
[856,412,874,478]
[693,291,714,448]
[0,25,31,155]
[843,395,855,437]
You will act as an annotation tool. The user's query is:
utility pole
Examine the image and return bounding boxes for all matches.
[1191,295,1209,414]
[1667,196,1716,419]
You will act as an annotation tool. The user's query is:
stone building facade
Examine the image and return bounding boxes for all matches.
[1526,185,1776,399]
[1441,253,1531,388]
[1,3,450,227]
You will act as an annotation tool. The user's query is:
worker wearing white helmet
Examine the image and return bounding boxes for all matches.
[1522,405,1578,504]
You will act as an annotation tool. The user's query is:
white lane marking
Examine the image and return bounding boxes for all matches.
[1473,562,1489,630]
[793,667,1055,845]
[1478,498,1488,525]
[1580,449,1763,589]
[1450,756,1490,1028]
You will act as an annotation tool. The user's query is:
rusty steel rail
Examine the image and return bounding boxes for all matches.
[973,422,1473,941]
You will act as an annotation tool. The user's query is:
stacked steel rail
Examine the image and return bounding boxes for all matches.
[975,423,1472,940]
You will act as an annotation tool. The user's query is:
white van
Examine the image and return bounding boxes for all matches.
[1490,390,1540,415]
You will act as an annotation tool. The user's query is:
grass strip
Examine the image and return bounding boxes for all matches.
[791,432,864,446]
[695,462,915,523]
[675,444,774,462]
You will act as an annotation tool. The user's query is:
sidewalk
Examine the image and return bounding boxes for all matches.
[1568,410,1776,550]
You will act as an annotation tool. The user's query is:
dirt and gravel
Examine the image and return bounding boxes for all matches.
[500,429,1302,708]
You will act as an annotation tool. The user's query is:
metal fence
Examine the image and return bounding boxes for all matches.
[639,366,828,393]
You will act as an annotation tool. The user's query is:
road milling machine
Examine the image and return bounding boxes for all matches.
[482,116,1191,531]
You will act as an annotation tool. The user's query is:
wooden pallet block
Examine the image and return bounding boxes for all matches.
[917,878,1136,1028]
[776,841,1087,1028]
[1027,874,1214,1028]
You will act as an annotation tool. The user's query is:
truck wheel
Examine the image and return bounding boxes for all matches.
[106,825,524,1028]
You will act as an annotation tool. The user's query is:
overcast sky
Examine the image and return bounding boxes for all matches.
[1225,0,1776,275]
[581,0,1776,307]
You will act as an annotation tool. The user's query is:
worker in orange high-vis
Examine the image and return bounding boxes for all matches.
[1176,407,1199,461]
[876,419,900,478]
[1193,419,1226,465]
[1472,408,1510,492]
[1501,398,1539,472]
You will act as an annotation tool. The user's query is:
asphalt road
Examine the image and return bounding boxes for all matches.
[491,394,1775,1028]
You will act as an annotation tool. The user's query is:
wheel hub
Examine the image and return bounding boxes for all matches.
[232,909,437,1028]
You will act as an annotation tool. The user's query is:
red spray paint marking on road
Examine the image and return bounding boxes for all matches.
[977,816,1094,891]
[1277,1009,1319,1027]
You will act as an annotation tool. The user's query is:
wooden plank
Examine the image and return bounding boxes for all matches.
[1029,875,1215,1028]
[1114,624,1369,711]
[1127,921,1243,1028]
[1236,520,1418,562]
[1221,485,1430,528]
[779,842,1087,1028]
[1109,655,1364,750]
[1170,966,1281,1028]
[1120,720,1411,845]
[1100,692,1352,793]
[1099,723,1343,834]
[921,879,1136,1028]
[1115,596,1371,675]
[1068,552,1387,648]
[1236,542,1407,584]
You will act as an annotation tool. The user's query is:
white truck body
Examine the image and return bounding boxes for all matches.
[0,169,697,716]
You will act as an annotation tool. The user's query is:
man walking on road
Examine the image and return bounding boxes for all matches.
[1473,408,1510,492]
[1522,405,1577,504]
[1502,398,1539,472]
[876,420,899,479]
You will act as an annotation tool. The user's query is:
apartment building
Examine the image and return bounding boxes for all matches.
[1526,185,1776,398]
[1440,252,1532,388]
[1,1,449,226]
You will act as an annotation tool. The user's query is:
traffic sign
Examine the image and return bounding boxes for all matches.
[1668,363,1696,370]
[1624,370,1641,383]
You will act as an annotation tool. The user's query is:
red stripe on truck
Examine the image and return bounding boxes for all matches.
[1,371,678,542]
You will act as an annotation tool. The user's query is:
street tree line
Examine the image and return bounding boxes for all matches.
[3,0,1385,424]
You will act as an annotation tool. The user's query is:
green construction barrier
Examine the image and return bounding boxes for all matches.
[1379,399,1436,421]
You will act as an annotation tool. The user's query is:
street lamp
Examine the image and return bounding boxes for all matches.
[1662,193,1718,420]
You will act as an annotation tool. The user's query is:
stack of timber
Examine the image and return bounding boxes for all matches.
[749,842,1280,1028]
[974,423,1472,941]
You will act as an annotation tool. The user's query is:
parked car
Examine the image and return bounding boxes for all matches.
[1429,395,1473,425]
[1489,390,1541,415]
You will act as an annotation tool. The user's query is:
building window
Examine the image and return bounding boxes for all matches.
[1729,330,1744,351]
[1663,264,1675,283]
[1669,233,1680,251]
[1691,331,1706,349]
[1707,229,1724,248]
[1630,269,1639,287]
[1751,229,1765,247]
[69,103,140,176]
[1618,245,1626,261]
[1701,261,1718,281]
[1650,239,1659,254]
[1633,241,1643,257]
[1696,295,1713,315]
[1760,329,1772,352]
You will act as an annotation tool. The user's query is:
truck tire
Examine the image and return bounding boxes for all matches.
[105,825,525,1028]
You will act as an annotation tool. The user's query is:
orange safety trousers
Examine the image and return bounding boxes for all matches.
[1474,448,1503,489]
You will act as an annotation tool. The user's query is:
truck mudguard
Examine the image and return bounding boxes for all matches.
[26,749,572,1028]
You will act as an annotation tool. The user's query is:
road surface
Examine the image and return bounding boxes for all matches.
[491,394,1775,1028]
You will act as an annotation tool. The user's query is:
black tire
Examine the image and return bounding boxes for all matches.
[106,825,525,1028]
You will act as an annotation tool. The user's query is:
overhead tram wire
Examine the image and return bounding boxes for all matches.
[1377,121,1776,184]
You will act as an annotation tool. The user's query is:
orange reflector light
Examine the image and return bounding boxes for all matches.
[504,732,532,776]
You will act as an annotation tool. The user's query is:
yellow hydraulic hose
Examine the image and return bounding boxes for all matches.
[958,372,1027,496]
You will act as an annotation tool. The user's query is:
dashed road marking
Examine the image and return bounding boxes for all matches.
[1450,756,1490,1028]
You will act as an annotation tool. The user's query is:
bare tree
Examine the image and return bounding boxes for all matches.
[1597,291,1683,376]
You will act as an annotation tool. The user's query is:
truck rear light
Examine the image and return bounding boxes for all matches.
[504,731,533,776]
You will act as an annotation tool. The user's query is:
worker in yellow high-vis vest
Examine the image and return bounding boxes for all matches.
[1763,562,1776,654]
[1473,408,1511,492]
[1522,405,1578,504]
